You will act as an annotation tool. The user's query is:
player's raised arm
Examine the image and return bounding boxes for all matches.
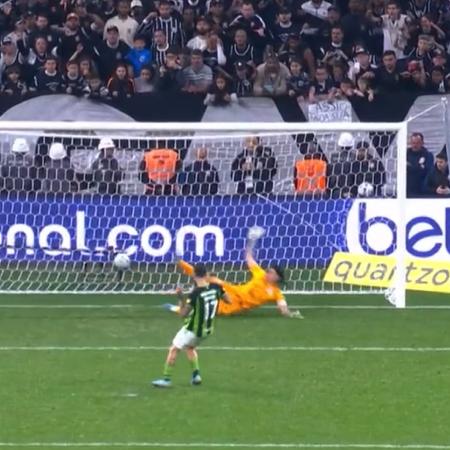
[246,226,265,268]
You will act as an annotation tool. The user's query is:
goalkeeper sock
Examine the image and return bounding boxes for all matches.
[178,260,195,277]
[163,362,173,381]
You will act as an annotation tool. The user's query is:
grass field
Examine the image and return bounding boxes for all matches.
[1,292,450,450]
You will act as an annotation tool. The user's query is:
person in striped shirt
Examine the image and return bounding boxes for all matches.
[180,49,213,93]
[152,29,170,66]
[137,0,185,48]
[152,264,230,388]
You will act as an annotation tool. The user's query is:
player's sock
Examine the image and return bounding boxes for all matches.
[178,260,194,276]
[190,355,200,376]
[163,362,173,381]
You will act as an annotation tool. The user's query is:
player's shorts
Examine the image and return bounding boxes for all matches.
[172,327,202,349]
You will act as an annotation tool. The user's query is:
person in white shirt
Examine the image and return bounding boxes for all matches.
[187,16,211,50]
[301,0,333,21]
[103,0,139,47]
[382,1,409,58]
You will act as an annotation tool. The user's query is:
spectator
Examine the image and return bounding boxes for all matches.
[301,0,333,22]
[58,13,93,64]
[406,34,433,72]
[355,77,375,101]
[134,65,157,92]
[253,55,290,97]
[229,0,270,51]
[103,0,139,47]
[207,0,228,35]
[187,16,211,50]
[92,138,122,194]
[137,0,185,48]
[424,149,450,197]
[431,48,448,72]
[139,148,180,195]
[348,46,377,83]
[1,65,27,96]
[107,63,135,99]
[79,56,98,78]
[180,147,220,195]
[202,31,227,71]
[382,1,409,58]
[427,66,447,93]
[308,64,336,102]
[320,25,351,63]
[375,50,403,92]
[33,56,64,93]
[157,47,183,91]
[228,28,256,69]
[64,60,90,96]
[233,60,254,97]
[204,73,238,105]
[317,5,342,52]
[26,36,52,82]
[402,60,427,92]
[181,49,213,93]
[406,0,437,22]
[40,143,76,193]
[87,74,110,99]
[28,13,60,52]
[182,7,197,42]
[94,25,130,81]
[287,58,310,100]
[272,8,300,50]
[231,136,277,194]
[341,0,370,46]
[350,141,385,197]
[0,138,38,194]
[278,34,316,78]
[0,36,25,83]
[130,0,145,24]
[407,132,433,197]
[152,29,170,67]
[126,34,152,77]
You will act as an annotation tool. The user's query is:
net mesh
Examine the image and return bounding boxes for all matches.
[0,126,401,294]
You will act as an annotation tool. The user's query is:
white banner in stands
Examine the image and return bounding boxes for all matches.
[308,100,352,122]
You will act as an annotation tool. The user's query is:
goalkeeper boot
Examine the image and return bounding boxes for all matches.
[191,372,202,386]
[152,378,172,388]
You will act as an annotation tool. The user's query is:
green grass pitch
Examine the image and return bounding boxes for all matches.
[1,292,450,450]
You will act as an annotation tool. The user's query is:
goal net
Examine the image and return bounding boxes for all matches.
[0,121,408,304]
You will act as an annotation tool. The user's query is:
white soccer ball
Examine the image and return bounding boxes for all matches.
[247,226,265,240]
[113,253,131,270]
[357,182,375,198]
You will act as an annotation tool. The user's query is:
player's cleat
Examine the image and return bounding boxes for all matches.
[152,379,172,388]
[162,303,180,313]
[289,310,304,319]
[191,374,202,386]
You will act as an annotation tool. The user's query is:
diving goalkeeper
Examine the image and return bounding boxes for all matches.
[177,227,302,318]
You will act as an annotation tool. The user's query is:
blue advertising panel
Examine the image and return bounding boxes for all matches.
[0,194,351,267]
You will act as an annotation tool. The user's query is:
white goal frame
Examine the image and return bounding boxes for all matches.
[0,121,408,307]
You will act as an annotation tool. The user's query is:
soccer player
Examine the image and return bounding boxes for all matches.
[177,227,302,318]
[152,263,230,388]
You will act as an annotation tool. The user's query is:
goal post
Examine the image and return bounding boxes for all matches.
[0,120,408,306]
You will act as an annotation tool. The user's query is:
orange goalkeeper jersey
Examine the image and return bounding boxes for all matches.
[219,262,284,310]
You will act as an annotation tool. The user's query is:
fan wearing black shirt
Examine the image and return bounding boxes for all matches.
[228,28,256,69]
[309,64,335,102]
[33,57,65,93]
[28,13,61,52]
[374,50,404,92]
[58,12,94,63]
[229,0,271,51]
[93,26,130,81]
[271,8,301,51]
[64,60,90,96]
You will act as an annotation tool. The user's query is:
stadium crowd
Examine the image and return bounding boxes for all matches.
[2,0,450,100]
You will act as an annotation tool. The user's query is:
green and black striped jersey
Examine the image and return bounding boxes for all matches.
[184,284,224,338]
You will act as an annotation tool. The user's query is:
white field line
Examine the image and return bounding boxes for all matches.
[1,346,450,352]
[0,304,450,310]
[0,443,450,449]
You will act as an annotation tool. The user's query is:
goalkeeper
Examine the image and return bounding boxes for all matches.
[177,227,302,318]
